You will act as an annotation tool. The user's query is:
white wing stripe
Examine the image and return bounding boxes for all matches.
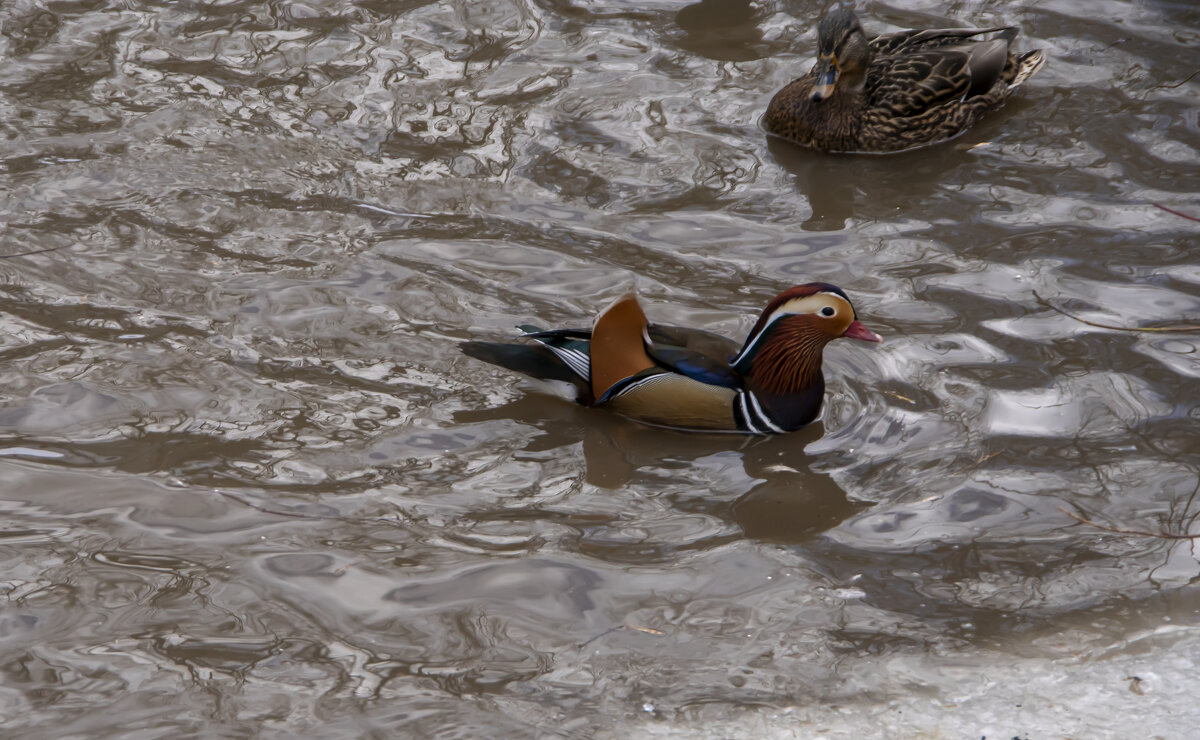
[609,373,662,400]
[540,345,590,380]
[736,392,766,435]
[746,391,787,434]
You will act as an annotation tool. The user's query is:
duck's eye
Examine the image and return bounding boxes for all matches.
[819,306,836,318]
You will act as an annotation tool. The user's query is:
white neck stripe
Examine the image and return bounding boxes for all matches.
[746,391,787,434]
[731,291,851,368]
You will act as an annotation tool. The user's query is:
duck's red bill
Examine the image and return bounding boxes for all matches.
[843,320,883,343]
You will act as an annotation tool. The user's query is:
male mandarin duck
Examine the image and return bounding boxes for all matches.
[461,283,881,434]
[764,6,1044,153]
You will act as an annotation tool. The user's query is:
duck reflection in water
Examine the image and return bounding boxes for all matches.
[765,133,982,231]
[454,397,867,544]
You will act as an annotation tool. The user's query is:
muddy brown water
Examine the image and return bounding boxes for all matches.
[1,0,1198,736]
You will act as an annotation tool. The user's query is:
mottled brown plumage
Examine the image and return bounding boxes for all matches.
[764,7,1044,153]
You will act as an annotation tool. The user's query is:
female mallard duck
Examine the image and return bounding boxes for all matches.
[764,7,1044,153]
[461,283,881,434]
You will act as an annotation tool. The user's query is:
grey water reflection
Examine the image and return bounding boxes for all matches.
[765,132,999,231]
[1,0,1200,736]
[461,396,860,541]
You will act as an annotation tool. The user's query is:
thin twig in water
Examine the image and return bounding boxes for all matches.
[1154,68,1200,90]
[0,246,69,258]
[624,616,664,635]
[1154,203,1200,223]
[1060,506,1200,540]
[213,489,344,521]
[952,451,1002,476]
[577,625,623,648]
[214,489,406,527]
[1033,290,1200,333]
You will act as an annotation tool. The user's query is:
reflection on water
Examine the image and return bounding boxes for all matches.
[1,0,1199,736]
[459,396,861,541]
[764,129,1024,232]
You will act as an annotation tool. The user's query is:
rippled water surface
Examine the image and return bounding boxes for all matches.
[2,0,1199,736]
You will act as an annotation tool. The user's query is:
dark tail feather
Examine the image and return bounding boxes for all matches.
[460,340,588,390]
[520,327,591,340]
[966,38,1011,97]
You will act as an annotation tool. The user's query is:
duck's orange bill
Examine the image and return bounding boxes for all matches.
[843,320,882,343]
[811,60,838,101]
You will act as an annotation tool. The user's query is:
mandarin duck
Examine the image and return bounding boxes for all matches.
[461,283,881,434]
[764,7,1044,153]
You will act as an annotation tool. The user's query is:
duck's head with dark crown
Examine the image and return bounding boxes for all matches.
[811,7,871,102]
[731,283,881,394]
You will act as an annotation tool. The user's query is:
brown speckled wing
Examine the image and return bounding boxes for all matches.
[869,51,973,118]
[870,26,1014,56]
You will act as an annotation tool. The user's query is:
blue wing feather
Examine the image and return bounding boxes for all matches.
[648,345,742,388]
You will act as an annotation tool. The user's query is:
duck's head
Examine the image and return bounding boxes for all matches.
[731,283,881,394]
[811,8,870,102]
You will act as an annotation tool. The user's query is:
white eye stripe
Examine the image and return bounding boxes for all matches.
[768,294,847,323]
[731,291,852,367]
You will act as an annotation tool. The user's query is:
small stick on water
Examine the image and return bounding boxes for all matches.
[1033,290,1200,333]
[1153,68,1200,91]
[1059,506,1200,540]
[0,246,69,258]
[952,450,1001,476]
[577,620,665,648]
[214,489,341,521]
[578,625,623,648]
[1153,203,1200,223]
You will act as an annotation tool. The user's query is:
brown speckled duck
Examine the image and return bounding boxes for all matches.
[461,283,881,434]
[764,7,1044,153]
